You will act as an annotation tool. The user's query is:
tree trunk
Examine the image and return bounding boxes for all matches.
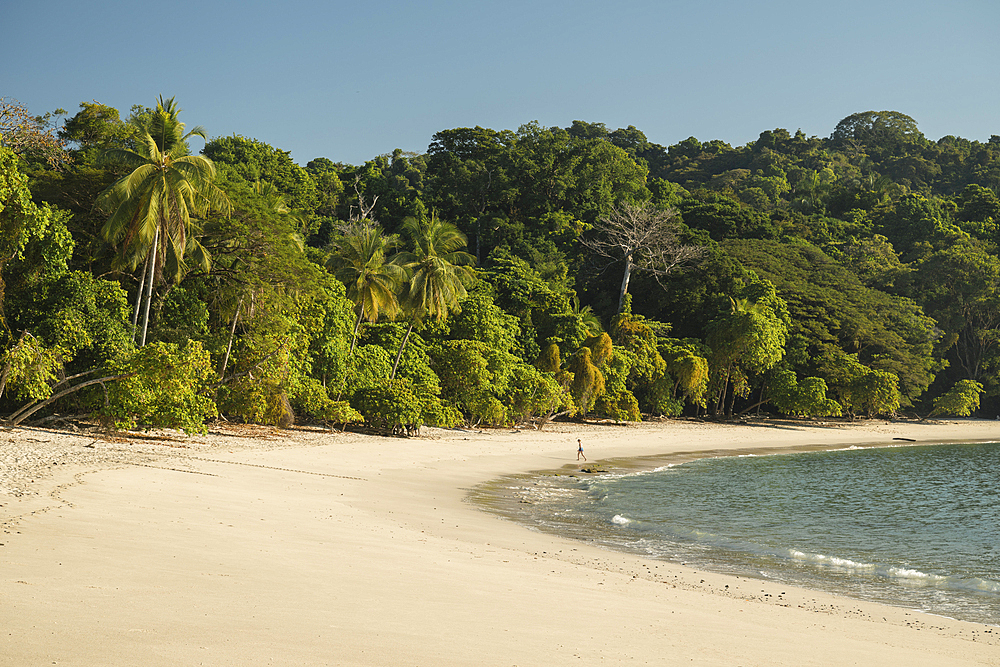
[7,373,133,426]
[349,307,364,355]
[616,255,634,313]
[476,218,481,265]
[131,253,149,343]
[390,321,415,380]
[219,297,242,380]
[139,229,159,347]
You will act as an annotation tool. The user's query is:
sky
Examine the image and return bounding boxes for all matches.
[6,0,1000,166]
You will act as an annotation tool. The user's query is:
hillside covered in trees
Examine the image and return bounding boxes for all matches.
[1,100,998,432]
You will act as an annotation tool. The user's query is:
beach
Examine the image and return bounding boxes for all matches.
[2,418,999,666]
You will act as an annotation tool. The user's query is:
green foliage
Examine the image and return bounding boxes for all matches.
[660,340,710,408]
[0,333,61,403]
[449,284,518,352]
[0,147,66,339]
[823,351,901,417]
[100,340,217,433]
[568,346,605,415]
[846,368,901,417]
[223,378,295,427]
[420,395,463,428]
[594,389,641,422]
[724,240,936,406]
[706,278,788,415]
[584,332,613,367]
[98,98,231,278]
[353,380,424,432]
[831,111,925,159]
[26,272,133,364]
[431,339,492,421]
[360,323,441,395]
[507,365,568,424]
[155,284,210,344]
[16,104,1000,430]
[928,379,983,418]
[680,191,777,240]
[292,375,362,425]
[769,368,842,417]
[610,307,667,385]
[599,348,634,397]
[467,393,507,426]
[535,341,561,373]
[326,223,405,343]
[343,345,394,397]
[59,101,137,162]
[395,214,477,324]
[203,135,320,211]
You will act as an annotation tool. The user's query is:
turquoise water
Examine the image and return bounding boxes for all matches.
[481,441,1000,625]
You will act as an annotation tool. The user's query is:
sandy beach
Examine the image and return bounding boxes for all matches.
[2,418,999,666]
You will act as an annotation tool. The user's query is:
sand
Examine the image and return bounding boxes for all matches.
[2,418,999,666]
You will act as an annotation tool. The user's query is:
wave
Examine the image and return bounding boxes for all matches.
[781,547,1000,595]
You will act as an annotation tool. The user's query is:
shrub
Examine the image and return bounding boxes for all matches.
[353,380,423,433]
[594,389,642,422]
[99,340,217,434]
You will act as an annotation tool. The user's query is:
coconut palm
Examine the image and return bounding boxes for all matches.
[326,222,407,355]
[97,97,231,345]
[390,214,476,379]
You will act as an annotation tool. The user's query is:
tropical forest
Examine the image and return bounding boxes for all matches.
[1,99,998,433]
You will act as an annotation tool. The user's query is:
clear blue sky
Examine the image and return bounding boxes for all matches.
[7,0,1000,166]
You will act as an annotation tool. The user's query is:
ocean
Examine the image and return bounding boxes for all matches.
[474,440,1000,625]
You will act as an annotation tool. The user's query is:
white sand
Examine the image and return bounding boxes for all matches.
[2,418,1000,666]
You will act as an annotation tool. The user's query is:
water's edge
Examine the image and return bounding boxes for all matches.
[469,437,1000,626]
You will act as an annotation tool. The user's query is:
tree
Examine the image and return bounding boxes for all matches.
[0,98,68,168]
[831,111,925,160]
[768,368,842,417]
[0,147,67,340]
[97,97,231,346]
[326,222,406,354]
[425,126,517,263]
[582,201,704,312]
[97,339,217,433]
[390,214,476,378]
[706,283,788,417]
[928,379,983,418]
[724,239,938,406]
[568,346,605,416]
[202,135,320,211]
[59,101,137,162]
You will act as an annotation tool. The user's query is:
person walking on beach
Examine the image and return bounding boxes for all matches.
[577,438,586,461]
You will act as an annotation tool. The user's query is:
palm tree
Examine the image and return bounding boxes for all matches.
[570,295,602,335]
[326,222,407,355]
[97,97,231,346]
[390,214,476,379]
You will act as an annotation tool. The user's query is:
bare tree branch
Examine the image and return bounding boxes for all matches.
[581,202,705,312]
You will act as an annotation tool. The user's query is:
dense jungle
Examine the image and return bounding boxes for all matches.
[1,98,997,432]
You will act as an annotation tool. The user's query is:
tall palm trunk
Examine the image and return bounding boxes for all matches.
[139,228,159,347]
[336,308,368,401]
[130,253,149,343]
[390,321,415,380]
[349,307,364,355]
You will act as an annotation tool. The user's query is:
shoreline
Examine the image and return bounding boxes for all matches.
[471,434,1000,628]
[3,418,1000,665]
